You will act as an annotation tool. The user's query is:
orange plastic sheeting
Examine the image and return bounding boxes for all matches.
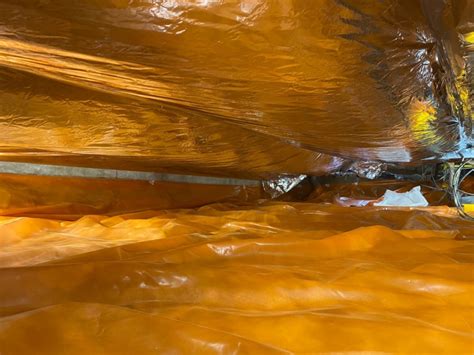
[0,202,473,353]
[0,174,262,219]
[0,0,470,176]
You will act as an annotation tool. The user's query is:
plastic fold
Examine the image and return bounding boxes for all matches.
[0,202,473,353]
[0,0,472,178]
[0,0,473,353]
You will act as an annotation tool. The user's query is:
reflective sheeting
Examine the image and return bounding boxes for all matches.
[0,0,472,178]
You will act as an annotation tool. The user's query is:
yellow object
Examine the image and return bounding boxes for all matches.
[463,204,474,213]
[465,32,474,44]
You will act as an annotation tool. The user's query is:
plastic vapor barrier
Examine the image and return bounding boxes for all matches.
[0,202,473,353]
[0,0,472,178]
[0,1,473,353]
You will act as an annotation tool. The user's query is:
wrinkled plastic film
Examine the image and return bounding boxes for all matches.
[0,0,471,177]
[0,173,265,219]
[0,2,473,353]
[0,202,473,353]
[0,65,345,178]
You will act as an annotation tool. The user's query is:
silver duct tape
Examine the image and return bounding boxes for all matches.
[349,162,387,180]
[262,175,307,199]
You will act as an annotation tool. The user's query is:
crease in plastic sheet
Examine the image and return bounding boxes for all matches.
[0,0,472,178]
[0,201,473,353]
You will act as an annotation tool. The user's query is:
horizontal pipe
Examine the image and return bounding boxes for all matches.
[0,162,261,186]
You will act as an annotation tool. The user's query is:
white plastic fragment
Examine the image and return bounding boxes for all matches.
[374,186,429,207]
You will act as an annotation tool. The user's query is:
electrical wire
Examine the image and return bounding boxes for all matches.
[449,160,474,221]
